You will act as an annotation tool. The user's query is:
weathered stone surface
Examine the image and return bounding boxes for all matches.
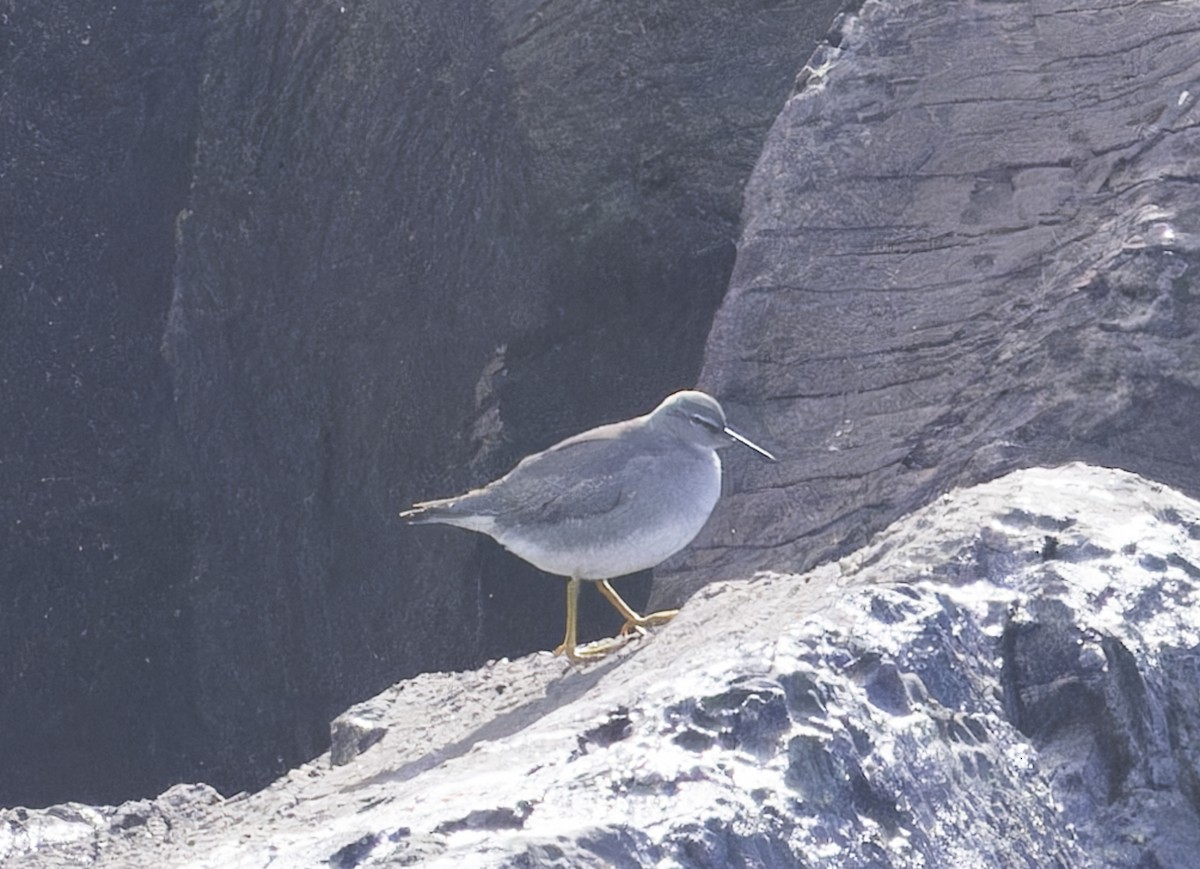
[7,0,1199,822]
[662,0,1200,604]
[0,784,223,869]
[5,464,1200,867]
[0,0,205,808]
[329,714,388,768]
[1,0,845,805]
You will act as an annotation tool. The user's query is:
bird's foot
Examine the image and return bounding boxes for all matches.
[553,635,629,662]
[618,607,679,637]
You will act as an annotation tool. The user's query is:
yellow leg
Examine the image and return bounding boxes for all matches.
[553,576,636,662]
[553,576,583,661]
[596,579,679,637]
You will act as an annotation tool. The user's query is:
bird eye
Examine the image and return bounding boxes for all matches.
[690,413,721,431]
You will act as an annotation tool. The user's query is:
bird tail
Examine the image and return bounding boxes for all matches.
[399,497,496,534]
[398,498,460,525]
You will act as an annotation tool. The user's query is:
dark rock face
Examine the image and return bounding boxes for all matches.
[0,1,205,807]
[7,0,1199,828]
[163,0,540,801]
[664,0,1200,603]
[1,0,847,806]
[6,465,1200,867]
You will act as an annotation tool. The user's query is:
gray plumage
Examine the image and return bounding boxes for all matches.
[400,390,775,660]
[400,390,774,579]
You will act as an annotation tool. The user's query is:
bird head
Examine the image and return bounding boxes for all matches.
[651,390,776,461]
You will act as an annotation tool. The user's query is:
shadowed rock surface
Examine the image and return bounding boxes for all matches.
[5,465,1200,867]
[659,0,1200,605]
[1,0,206,807]
[4,0,1198,823]
[1,0,846,806]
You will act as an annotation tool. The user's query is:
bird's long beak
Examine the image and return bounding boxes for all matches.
[725,426,777,462]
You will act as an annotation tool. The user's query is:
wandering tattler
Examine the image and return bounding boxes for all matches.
[399,390,776,661]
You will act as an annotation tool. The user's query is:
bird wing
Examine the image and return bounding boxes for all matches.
[465,425,658,528]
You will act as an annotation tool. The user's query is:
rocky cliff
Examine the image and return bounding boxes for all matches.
[3,0,1198,846]
[1,0,845,804]
[5,465,1200,867]
[665,0,1200,604]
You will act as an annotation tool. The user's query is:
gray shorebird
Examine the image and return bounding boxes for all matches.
[399,390,776,661]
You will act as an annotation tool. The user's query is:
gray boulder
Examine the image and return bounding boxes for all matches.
[663,0,1200,604]
[5,464,1199,867]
